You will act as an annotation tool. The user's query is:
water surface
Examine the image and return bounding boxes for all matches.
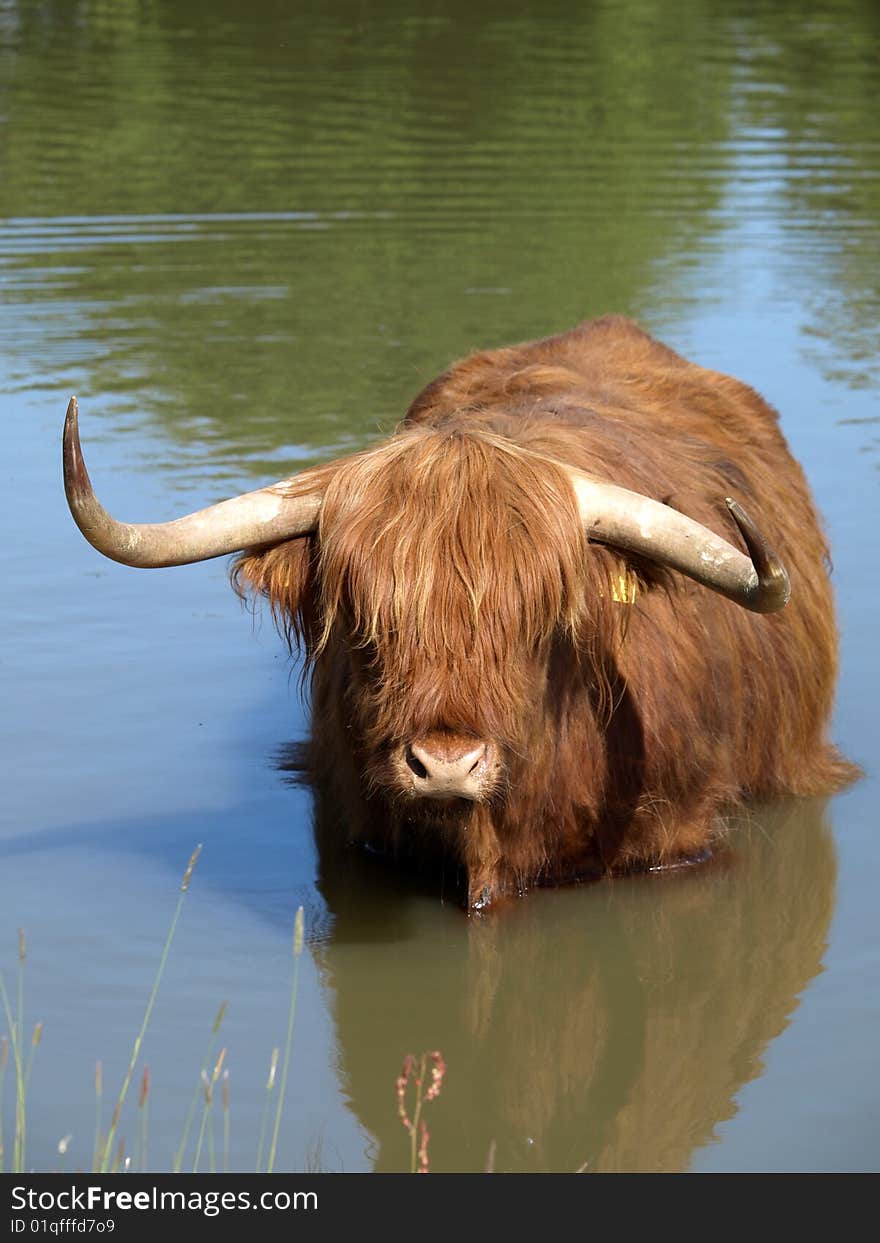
[1,0,878,1172]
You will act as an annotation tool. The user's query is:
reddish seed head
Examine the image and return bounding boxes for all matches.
[425,1051,446,1102]
[396,1054,416,1130]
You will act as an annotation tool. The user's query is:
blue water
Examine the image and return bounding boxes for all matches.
[1,0,877,1172]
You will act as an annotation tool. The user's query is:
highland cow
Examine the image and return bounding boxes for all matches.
[64,316,857,909]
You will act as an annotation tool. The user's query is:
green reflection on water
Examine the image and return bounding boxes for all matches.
[2,0,739,465]
[2,0,877,461]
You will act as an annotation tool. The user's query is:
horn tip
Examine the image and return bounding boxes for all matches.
[63,395,89,498]
[64,395,80,438]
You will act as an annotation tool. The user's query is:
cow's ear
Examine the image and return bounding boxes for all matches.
[231,536,320,654]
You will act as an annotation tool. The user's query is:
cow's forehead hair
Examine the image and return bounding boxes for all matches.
[313,426,590,658]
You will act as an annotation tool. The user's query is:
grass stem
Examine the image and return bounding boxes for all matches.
[99,844,201,1173]
[0,971,26,1172]
[255,1047,279,1174]
[266,906,304,1175]
[92,1062,103,1174]
[172,999,227,1174]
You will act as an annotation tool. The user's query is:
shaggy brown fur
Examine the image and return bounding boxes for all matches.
[235,316,857,909]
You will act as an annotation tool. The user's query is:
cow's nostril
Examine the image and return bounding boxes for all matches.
[405,747,429,780]
[404,735,495,800]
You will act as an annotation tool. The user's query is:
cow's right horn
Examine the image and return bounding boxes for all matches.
[63,397,323,567]
[565,467,791,614]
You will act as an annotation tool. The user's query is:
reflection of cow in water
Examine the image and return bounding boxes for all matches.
[65,317,856,908]
[304,794,837,1171]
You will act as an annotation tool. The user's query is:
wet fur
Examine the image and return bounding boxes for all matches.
[234,316,858,908]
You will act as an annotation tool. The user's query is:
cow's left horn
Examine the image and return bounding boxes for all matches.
[63,398,323,567]
[566,468,791,613]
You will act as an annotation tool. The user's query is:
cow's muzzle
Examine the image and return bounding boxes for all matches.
[402,732,499,801]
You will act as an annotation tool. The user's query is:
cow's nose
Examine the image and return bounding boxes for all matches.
[406,734,490,800]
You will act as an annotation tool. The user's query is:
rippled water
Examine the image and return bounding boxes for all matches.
[1,0,878,1172]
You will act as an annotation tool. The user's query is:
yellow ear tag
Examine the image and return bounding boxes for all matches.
[610,572,637,605]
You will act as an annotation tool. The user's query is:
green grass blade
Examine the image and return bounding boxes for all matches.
[266,907,304,1175]
[99,844,201,1173]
